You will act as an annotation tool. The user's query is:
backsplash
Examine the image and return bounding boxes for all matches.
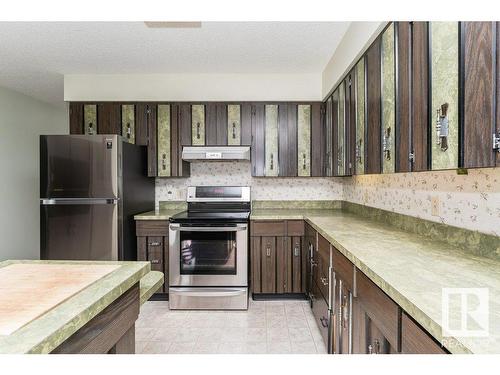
[343,168,500,236]
[155,161,344,207]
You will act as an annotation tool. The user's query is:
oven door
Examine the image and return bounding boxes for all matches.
[169,223,248,287]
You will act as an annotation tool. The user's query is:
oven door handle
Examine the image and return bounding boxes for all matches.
[170,224,247,232]
[169,287,246,297]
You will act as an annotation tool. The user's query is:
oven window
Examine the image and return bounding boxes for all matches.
[179,231,237,275]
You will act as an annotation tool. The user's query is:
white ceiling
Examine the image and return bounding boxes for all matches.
[0,22,349,105]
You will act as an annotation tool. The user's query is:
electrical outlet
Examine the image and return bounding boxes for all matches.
[431,196,440,217]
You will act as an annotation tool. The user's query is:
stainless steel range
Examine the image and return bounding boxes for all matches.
[169,186,250,310]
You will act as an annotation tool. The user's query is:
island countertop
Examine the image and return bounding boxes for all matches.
[250,208,500,354]
[0,260,151,354]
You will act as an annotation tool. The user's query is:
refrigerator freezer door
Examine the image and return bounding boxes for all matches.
[40,135,119,199]
[40,201,119,261]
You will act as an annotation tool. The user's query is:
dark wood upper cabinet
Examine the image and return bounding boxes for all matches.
[97,103,121,135]
[462,22,500,168]
[311,103,325,176]
[69,103,84,134]
[179,103,192,146]
[251,103,266,176]
[135,103,149,146]
[366,38,382,174]
[240,103,252,146]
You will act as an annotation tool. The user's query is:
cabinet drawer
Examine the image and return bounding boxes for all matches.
[332,246,355,292]
[251,221,286,236]
[317,234,330,261]
[401,313,447,354]
[287,220,305,236]
[136,220,169,237]
[356,271,399,348]
[311,280,331,351]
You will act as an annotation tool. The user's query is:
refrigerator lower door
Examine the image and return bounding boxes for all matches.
[40,200,118,261]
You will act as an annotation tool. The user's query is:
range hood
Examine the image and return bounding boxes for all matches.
[182,146,250,161]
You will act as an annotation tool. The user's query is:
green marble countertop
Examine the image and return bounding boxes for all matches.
[251,209,500,354]
[134,209,183,220]
[0,260,150,354]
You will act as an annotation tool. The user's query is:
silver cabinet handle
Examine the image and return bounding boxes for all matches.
[383,127,392,160]
[270,153,274,170]
[293,245,300,257]
[320,316,329,328]
[126,123,132,138]
[148,241,161,247]
[196,122,201,139]
[161,153,167,170]
[436,103,449,151]
[368,344,373,354]
[302,153,307,170]
[40,198,118,205]
[150,259,160,264]
[232,122,236,139]
[266,245,271,257]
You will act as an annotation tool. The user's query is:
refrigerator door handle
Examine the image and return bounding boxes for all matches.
[40,198,119,205]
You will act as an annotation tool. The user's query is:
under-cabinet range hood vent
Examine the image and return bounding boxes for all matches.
[182,146,250,162]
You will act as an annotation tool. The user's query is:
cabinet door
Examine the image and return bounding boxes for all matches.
[297,105,312,176]
[227,104,242,145]
[366,38,382,174]
[205,103,218,145]
[250,237,262,294]
[265,104,279,176]
[251,104,265,176]
[381,23,396,174]
[430,22,459,170]
[311,103,325,176]
[83,104,98,135]
[354,58,366,174]
[157,104,172,177]
[463,22,499,168]
[325,97,334,176]
[121,104,136,144]
[147,104,157,177]
[412,22,430,171]
[135,103,149,146]
[291,236,303,293]
[396,21,411,173]
[69,103,84,134]
[261,236,277,293]
[97,103,121,135]
[401,313,447,354]
[278,103,298,177]
[137,235,166,293]
[347,71,356,176]
[337,278,353,354]
[338,82,346,176]
[191,104,205,145]
[240,103,252,146]
[179,103,192,146]
[276,237,291,293]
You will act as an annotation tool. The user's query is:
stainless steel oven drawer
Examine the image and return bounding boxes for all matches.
[169,287,248,310]
[310,280,332,353]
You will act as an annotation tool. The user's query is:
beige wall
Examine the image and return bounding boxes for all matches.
[322,21,386,99]
[64,73,322,102]
[0,86,68,261]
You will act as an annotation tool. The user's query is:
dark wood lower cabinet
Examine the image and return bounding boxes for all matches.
[401,313,448,354]
[136,220,169,295]
[250,220,306,296]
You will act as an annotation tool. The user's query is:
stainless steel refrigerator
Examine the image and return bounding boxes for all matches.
[40,135,154,261]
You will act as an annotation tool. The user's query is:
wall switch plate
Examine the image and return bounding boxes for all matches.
[431,196,440,216]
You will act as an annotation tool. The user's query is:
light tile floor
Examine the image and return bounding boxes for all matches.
[135,299,328,354]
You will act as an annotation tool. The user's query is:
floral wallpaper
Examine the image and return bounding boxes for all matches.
[343,167,500,236]
[155,161,344,207]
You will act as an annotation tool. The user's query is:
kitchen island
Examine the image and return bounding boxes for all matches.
[0,260,163,354]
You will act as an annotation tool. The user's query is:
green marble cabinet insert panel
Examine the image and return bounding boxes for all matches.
[265,104,279,176]
[121,104,135,144]
[157,104,171,177]
[227,104,241,146]
[381,23,396,174]
[355,58,366,174]
[297,104,311,176]
[430,22,459,170]
[191,104,205,145]
[83,104,97,135]
[337,83,346,175]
